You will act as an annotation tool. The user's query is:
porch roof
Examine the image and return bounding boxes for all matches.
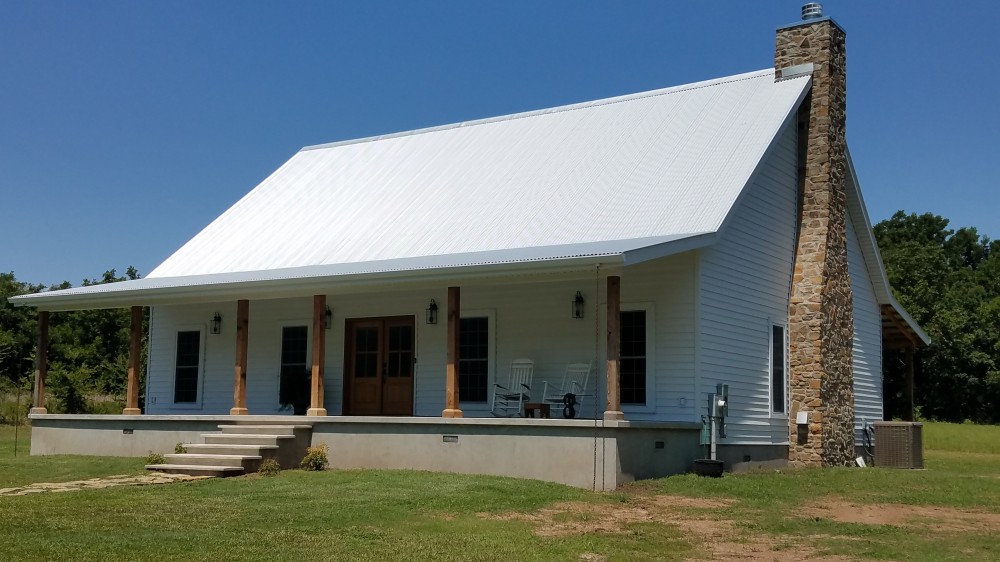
[11,232,713,311]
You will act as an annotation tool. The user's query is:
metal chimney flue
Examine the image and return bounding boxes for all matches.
[802,3,823,20]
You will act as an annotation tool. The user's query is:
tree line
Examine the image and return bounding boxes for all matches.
[1,211,999,423]
[0,268,144,420]
[875,212,1000,424]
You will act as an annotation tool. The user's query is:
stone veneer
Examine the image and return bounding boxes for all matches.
[775,17,856,467]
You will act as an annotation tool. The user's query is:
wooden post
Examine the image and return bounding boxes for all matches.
[307,295,328,416]
[123,306,143,415]
[442,286,463,418]
[904,346,915,422]
[604,276,624,421]
[230,299,250,415]
[29,311,49,415]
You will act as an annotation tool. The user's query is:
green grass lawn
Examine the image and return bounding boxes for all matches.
[0,421,997,561]
[0,425,145,488]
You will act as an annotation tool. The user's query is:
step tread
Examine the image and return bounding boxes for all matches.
[217,424,313,429]
[200,433,294,439]
[146,464,245,472]
[165,453,262,461]
[184,444,279,450]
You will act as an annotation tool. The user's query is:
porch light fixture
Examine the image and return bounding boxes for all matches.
[324,306,333,330]
[572,291,585,319]
[426,299,438,325]
[211,312,222,335]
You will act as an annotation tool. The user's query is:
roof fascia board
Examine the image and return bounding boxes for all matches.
[10,254,625,312]
[622,232,716,265]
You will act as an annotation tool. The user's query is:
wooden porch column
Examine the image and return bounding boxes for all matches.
[307,295,328,416]
[230,299,250,415]
[604,276,624,421]
[29,311,49,415]
[123,306,143,415]
[903,346,915,422]
[442,286,463,418]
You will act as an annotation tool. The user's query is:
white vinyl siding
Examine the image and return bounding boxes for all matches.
[145,251,697,420]
[848,213,883,441]
[697,120,798,445]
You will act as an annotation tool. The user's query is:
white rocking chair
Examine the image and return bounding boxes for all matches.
[490,358,534,417]
[542,361,593,419]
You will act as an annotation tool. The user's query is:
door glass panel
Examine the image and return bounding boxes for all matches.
[354,326,378,377]
[386,325,413,378]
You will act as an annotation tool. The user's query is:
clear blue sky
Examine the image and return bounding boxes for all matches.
[2,1,997,285]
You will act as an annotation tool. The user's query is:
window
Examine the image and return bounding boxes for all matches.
[771,324,786,414]
[620,310,647,405]
[459,317,489,402]
[279,326,309,414]
[173,330,201,403]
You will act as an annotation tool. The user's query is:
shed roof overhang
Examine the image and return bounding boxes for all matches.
[9,233,715,311]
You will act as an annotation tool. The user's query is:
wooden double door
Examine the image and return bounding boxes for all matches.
[344,316,415,416]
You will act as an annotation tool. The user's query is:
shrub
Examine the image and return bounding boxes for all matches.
[300,444,329,471]
[174,443,187,454]
[145,451,166,465]
[257,458,281,476]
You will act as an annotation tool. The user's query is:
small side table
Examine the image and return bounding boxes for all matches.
[523,402,550,419]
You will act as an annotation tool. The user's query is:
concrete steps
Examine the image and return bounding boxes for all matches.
[144,463,246,477]
[201,433,295,447]
[146,423,313,478]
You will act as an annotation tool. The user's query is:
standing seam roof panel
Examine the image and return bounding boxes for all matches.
[148,69,810,278]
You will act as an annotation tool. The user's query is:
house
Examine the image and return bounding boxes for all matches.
[12,5,928,488]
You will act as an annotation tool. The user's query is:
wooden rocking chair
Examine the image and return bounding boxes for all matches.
[490,358,534,417]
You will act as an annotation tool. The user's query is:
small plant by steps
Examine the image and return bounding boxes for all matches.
[145,451,165,465]
[257,458,281,476]
[174,443,187,454]
[300,444,329,471]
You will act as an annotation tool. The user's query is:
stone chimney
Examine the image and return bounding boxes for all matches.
[776,3,856,467]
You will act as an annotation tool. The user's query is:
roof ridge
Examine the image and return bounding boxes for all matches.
[301,68,779,153]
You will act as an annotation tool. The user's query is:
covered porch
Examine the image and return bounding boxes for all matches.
[19,249,705,490]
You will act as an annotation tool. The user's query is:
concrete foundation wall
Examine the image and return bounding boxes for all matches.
[714,444,789,472]
[314,417,700,490]
[30,415,225,457]
[30,415,700,490]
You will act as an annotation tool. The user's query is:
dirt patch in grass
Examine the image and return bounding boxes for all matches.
[800,497,1000,533]
[482,495,852,561]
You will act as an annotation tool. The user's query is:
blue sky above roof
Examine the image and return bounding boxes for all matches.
[2,1,997,285]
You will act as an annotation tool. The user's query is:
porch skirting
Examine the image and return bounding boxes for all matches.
[28,414,701,490]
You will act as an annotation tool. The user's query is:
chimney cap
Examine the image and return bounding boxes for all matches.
[802,3,823,20]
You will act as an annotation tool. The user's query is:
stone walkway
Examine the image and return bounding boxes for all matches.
[0,473,212,497]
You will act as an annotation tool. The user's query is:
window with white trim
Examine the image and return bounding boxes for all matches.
[620,309,647,405]
[173,330,201,403]
[771,324,787,414]
[459,316,489,402]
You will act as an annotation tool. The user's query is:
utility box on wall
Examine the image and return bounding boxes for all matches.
[873,421,924,469]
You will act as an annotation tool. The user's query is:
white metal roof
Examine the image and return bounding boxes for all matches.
[149,68,810,278]
[13,68,811,308]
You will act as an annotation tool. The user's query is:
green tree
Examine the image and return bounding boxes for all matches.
[0,268,144,414]
[875,211,999,423]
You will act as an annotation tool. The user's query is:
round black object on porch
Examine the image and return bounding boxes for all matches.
[562,393,577,419]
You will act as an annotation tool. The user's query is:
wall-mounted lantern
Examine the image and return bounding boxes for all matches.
[571,291,585,319]
[426,299,439,325]
[211,312,222,335]
[324,306,333,330]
